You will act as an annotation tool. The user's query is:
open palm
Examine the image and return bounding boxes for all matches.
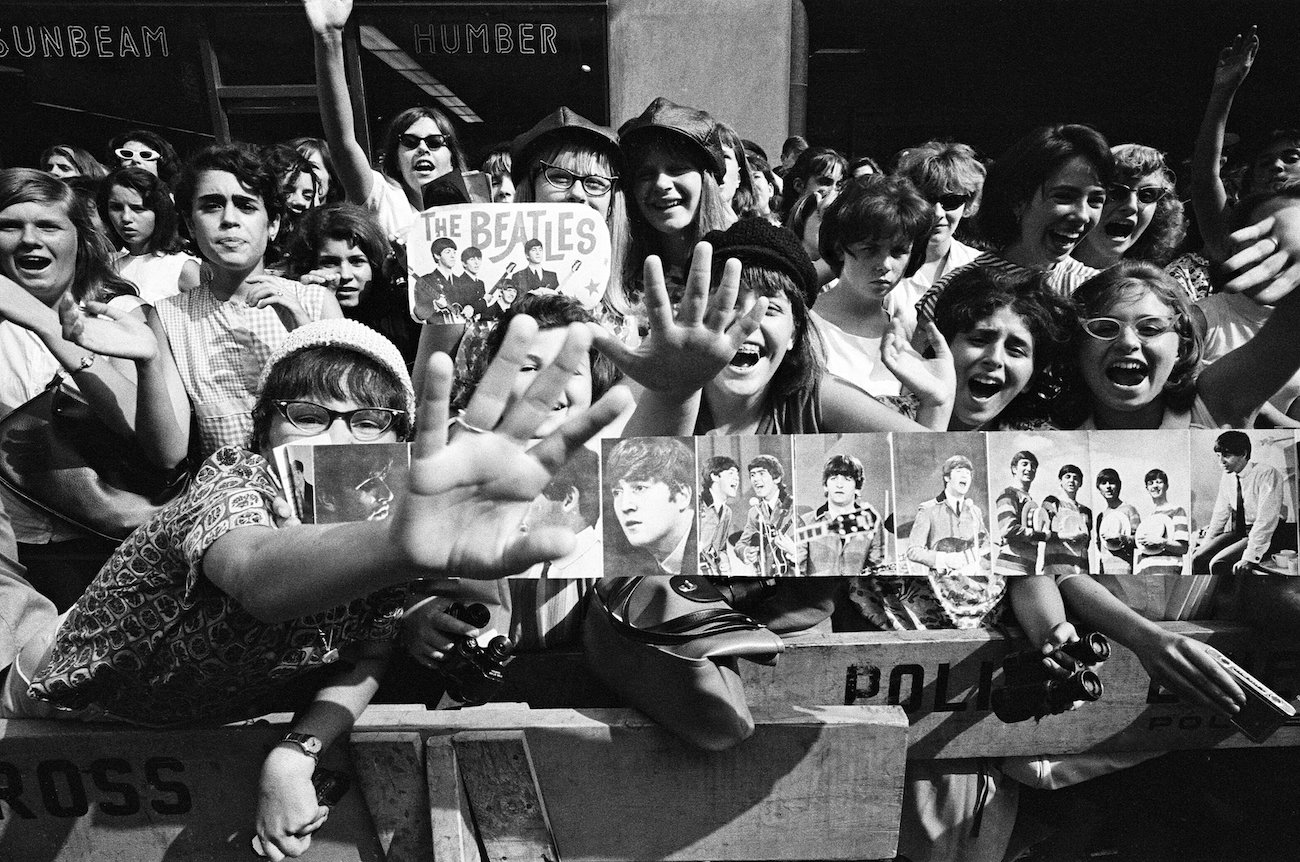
[592,242,765,394]
[390,317,631,578]
[302,0,352,34]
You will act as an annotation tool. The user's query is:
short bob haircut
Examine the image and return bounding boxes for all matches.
[379,106,468,193]
[817,174,931,277]
[1096,467,1122,488]
[943,454,974,479]
[1010,450,1039,470]
[1144,468,1169,486]
[700,455,739,507]
[977,124,1113,250]
[285,202,395,286]
[107,129,182,188]
[251,345,411,452]
[1071,260,1203,414]
[1213,430,1251,459]
[0,168,136,303]
[932,266,1076,426]
[893,140,986,209]
[823,454,864,489]
[1110,143,1186,266]
[97,166,186,255]
[41,144,107,180]
[175,143,283,226]
[606,437,694,496]
[1060,464,1083,481]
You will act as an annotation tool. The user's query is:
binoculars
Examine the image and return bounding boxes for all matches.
[438,602,516,707]
[992,632,1110,724]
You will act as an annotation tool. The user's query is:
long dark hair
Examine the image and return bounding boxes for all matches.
[978,124,1113,250]
[0,168,136,303]
[107,129,182,188]
[97,166,186,255]
[379,107,467,193]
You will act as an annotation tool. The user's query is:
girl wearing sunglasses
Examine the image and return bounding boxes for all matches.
[891,140,986,335]
[305,0,468,241]
[106,130,181,189]
[1074,144,1185,271]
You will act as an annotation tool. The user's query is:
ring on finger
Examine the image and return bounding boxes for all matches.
[452,414,493,436]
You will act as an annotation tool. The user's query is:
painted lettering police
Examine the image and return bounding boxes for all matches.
[0,25,168,59]
[413,22,558,54]
[845,661,997,714]
[0,757,190,819]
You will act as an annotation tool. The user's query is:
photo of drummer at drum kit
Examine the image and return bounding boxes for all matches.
[682,429,1300,582]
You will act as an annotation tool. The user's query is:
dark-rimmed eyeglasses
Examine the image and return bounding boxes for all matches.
[398,133,448,151]
[538,161,617,196]
[116,147,159,162]
[935,193,973,211]
[1080,315,1176,341]
[273,400,406,441]
[1107,182,1168,205]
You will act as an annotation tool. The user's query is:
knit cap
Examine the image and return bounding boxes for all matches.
[258,319,416,419]
[703,218,820,309]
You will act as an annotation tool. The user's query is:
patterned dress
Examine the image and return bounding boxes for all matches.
[28,447,404,727]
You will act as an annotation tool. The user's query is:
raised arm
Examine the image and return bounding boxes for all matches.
[1200,208,1300,426]
[1191,26,1258,262]
[304,0,378,206]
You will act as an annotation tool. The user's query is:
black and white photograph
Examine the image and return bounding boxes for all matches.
[791,432,893,577]
[601,436,697,578]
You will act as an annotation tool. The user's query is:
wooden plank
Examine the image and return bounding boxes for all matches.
[360,705,908,862]
[350,731,430,862]
[0,721,383,862]
[453,731,559,862]
[739,622,1300,759]
[483,624,1300,760]
[427,733,482,862]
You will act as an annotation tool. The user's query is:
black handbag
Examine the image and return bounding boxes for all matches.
[582,575,783,750]
[0,374,189,541]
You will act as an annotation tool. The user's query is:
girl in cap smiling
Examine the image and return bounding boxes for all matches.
[614,98,736,308]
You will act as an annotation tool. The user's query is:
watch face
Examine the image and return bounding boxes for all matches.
[287,733,321,754]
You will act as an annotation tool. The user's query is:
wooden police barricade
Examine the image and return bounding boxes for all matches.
[0,704,908,862]
[349,703,908,862]
[0,719,384,861]
[493,622,1300,760]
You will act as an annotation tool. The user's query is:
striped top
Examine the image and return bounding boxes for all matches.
[914,252,1099,330]
[1043,497,1092,578]
[994,486,1048,577]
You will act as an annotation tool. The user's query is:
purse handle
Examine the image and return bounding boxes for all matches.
[599,576,772,647]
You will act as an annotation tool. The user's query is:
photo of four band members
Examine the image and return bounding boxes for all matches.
[601,432,1300,611]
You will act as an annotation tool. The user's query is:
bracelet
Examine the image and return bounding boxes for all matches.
[72,353,96,373]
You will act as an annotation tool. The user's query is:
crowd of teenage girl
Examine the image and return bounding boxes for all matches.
[2,1,1300,857]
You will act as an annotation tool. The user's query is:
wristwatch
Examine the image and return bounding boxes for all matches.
[279,732,322,761]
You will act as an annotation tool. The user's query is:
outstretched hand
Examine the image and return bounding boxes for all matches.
[58,298,159,361]
[389,316,632,578]
[1212,25,1259,92]
[590,242,766,394]
[881,319,956,409]
[1222,207,1300,303]
[302,0,352,35]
